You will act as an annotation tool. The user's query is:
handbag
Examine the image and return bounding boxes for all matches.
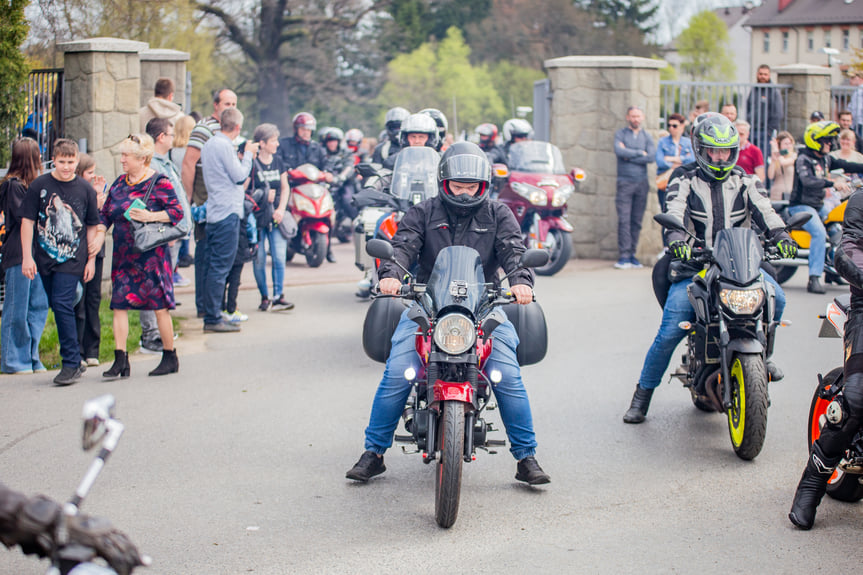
[278,211,298,240]
[131,174,186,253]
[656,169,673,191]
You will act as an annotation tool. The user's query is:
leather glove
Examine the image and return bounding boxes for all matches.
[67,515,145,575]
[776,238,798,259]
[669,240,691,261]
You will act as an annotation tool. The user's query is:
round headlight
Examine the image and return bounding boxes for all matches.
[719,288,764,315]
[433,313,476,355]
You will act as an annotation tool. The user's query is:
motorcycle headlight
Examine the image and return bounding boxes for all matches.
[511,182,547,206]
[551,185,575,207]
[292,194,316,214]
[719,288,764,315]
[433,313,476,355]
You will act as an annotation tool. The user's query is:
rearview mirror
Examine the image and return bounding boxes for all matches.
[785,211,812,231]
[520,248,550,269]
[653,212,686,233]
[356,162,379,179]
[366,238,394,260]
[82,394,116,451]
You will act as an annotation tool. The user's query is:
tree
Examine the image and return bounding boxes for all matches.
[1,0,31,167]
[577,0,659,35]
[677,10,735,82]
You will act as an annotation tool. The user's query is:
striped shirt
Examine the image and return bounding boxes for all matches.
[188,116,220,151]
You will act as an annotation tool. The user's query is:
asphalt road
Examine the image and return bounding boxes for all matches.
[1,242,858,574]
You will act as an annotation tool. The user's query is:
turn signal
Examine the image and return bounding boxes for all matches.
[678,321,692,330]
[780,320,793,327]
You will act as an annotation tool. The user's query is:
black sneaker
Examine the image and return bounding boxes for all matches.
[346,451,386,482]
[515,456,551,485]
[271,296,295,311]
[177,254,195,268]
[766,360,784,382]
[54,364,85,386]
[258,298,272,312]
[203,321,240,333]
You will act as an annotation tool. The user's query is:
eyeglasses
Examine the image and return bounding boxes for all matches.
[668,123,681,128]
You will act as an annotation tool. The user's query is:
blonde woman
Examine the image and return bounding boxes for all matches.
[169,115,196,175]
[94,134,184,378]
[767,131,797,200]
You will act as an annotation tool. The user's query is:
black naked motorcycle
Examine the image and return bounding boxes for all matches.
[808,294,863,502]
[362,239,549,528]
[655,212,809,460]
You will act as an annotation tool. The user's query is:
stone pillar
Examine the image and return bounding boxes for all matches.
[139,49,190,112]
[544,56,666,262]
[775,64,833,141]
[59,38,149,183]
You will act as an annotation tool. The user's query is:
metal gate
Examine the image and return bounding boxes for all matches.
[17,69,64,163]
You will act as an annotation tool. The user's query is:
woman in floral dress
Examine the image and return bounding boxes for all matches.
[94,134,183,378]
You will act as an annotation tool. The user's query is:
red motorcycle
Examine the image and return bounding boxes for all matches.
[495,141,585,276]
[286,163,335,268]
[362,239,549,528]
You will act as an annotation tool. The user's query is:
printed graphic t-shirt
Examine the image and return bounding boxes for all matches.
[22,172,99,276]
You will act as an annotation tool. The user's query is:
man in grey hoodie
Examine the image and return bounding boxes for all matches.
[139,78,185,132]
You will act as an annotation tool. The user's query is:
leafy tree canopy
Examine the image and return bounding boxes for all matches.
[1,0,31,167]
[677,10,735,82]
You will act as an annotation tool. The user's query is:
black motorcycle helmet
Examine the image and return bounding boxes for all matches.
[438,141,492,217]
[384,106,410,143]
[692,113,740,182]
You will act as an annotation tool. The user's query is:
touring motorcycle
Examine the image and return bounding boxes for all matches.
[655,211,809,460]
[494,140,584,276]
[808,294,863,501]
[362,239,549,527]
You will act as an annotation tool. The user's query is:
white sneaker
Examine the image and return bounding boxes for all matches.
[227,310,248,323]
[613,258,632,269]
[86,357,100,367]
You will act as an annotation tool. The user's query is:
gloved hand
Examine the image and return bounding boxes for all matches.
[67,514,146,575]
[776,238,798,259]
[669,240,691,261]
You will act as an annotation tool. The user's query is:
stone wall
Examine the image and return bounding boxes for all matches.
[775,65,832,142]
[545,56,666,262]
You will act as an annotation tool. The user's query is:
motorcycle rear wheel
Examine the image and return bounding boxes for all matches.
[773,265,797,285]
[305,230,328,268]
[807,367,863,502]
[726,353,768,460]
[435,401,465,528]
[534,229,572,276]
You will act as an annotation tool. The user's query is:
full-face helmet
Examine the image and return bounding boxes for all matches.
[691,113,740,182]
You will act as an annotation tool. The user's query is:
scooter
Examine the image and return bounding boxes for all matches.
[494,140,584,276]
[362,238,549,528]
[807,294,863,502]
[285,163,335,268]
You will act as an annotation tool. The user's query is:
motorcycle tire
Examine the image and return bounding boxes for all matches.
[807,367,863,502]
[774,265,797,285]
[726,353,768,460]
[305,231,327,268]
[435,401,465,529]
[336,223,352,244]
[535,229,572,277]
[285,242,296,263]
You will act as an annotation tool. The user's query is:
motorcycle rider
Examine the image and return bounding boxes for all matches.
[419,108,448,152]
[320,127,356,262]
[503,118,534,156]
[788,120,863,294]
[345,128,367,163]
[476,123,507,165]
[372,106,409,166]
[346,141,551,485]
[381,113,440,169]
[279,112,330,174]
[623,114,798,424]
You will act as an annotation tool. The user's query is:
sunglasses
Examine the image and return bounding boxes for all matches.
[668,123,681,128]
[127,134,141,143]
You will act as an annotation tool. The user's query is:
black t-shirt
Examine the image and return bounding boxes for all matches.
[22,173,99,276]
[0,177,29,271]
[249,155,286,207]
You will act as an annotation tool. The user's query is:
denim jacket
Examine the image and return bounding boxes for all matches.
[655,135,694,173]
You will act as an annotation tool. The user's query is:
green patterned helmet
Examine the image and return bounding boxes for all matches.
[692,113,739,182]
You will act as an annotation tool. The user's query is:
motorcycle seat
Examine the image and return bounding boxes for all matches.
[835,293,851,315]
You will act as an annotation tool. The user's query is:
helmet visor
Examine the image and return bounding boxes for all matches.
[440,153,491,183]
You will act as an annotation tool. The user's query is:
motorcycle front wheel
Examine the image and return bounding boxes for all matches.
[807,367,863,502]
[726,353,768,460]
[435,401,465,528]
[773,264,797,285]
[534,229,572,276]
[305,230,328,268]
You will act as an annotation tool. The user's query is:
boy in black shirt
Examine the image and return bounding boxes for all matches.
[20,140,100,385]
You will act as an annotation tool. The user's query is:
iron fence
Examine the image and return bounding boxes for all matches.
[831,86,856,118]
[17,69,64,164]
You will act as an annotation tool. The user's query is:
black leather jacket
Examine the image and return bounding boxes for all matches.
[791,148,863,209]
[838,189,863,304]
[378,196,533,287]
[279,136,326,171]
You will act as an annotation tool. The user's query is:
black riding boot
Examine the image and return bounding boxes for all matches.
[623,385,654,424]
[102,350,130,379]
[788,441,842,530]
[149,349,179,376]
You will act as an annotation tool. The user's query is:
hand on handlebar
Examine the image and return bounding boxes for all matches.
[68,514,146,575]
[669,240,691,262]
[378,278,402,296]
[510,283,533,305]
[776,238,798,259]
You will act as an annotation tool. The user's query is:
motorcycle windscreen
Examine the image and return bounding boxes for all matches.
[391,147,441,205]
[425,246,485,316]
[507,141,567,175]
[712,227,765,286]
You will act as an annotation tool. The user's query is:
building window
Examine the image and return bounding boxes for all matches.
[824,30,831,49]
[782,31,789,52]
[843,29,850,51]
[807,31,814,52]
[763,31,770,53]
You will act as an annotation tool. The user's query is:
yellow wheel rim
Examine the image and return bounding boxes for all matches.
[728,358,746,447]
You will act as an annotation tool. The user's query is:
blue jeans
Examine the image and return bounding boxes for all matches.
[364,309,538,460]
[194,223,209,316]
[1,266,49,373]
[253,225,287,300]
[787,204,830,278]
[203,214,240,325]
[40,271,82,369]
[638,273,786,390]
